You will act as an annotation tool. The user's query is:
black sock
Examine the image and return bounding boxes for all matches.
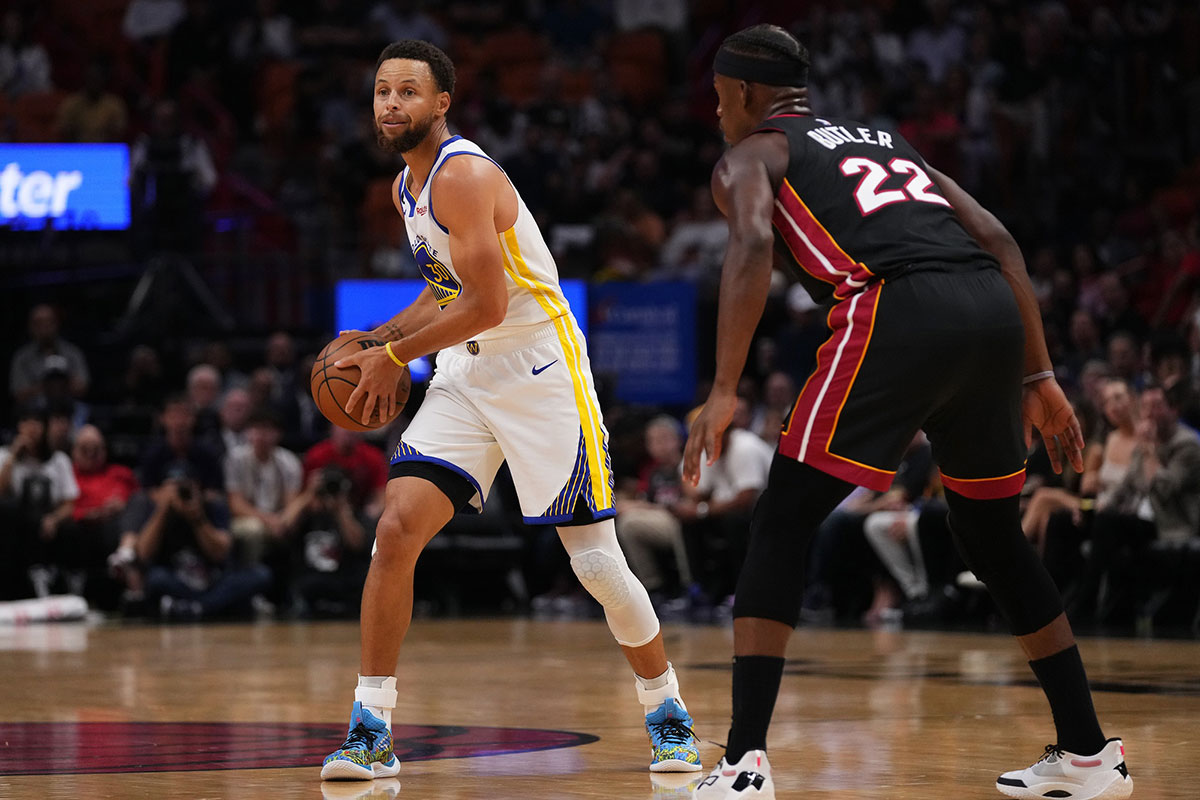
[1028,645,1106,755]
[724,655,786,764]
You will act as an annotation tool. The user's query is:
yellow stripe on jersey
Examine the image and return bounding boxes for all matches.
[498,227,612,510]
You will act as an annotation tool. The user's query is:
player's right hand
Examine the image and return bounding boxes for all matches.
[682,389,737,486]
[336,344,404,426]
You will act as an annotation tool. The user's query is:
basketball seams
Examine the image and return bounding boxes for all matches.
[311,332,410,431]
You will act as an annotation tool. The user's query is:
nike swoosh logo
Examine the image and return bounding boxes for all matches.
[531,360,558,375]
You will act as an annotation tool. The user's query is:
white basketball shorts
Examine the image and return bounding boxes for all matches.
[390,317,615,525]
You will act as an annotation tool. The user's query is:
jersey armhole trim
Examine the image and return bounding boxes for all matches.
[400,168,417,217]
[429,151,508,235]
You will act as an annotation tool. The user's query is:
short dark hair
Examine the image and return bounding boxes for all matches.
[377,40,456,96]
[247,408,282,430]
[720,24,810,74]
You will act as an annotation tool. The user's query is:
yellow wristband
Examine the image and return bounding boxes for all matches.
[384,341,407,368]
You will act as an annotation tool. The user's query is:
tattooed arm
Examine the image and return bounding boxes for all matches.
[370,287,441,341]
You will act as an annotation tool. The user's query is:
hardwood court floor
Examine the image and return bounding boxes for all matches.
[0,618,1196,799]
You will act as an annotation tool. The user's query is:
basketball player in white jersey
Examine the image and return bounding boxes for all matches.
[319,40,702,782]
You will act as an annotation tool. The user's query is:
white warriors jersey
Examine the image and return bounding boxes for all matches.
[397,135,571,342]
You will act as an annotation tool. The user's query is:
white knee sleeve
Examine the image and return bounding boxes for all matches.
[560,520,661,647]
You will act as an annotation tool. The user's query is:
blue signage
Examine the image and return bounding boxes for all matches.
[334,278,589,384]
[589,282,696,406]
[0,144,130,230]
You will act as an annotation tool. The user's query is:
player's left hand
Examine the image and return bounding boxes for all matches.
[682,389,737,486]
[1022,376,1085,475]
[336,345,404,426]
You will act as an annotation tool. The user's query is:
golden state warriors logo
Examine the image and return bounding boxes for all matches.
[413,242,461,308]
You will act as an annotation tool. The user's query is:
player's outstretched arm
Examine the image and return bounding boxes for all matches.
[683,138,781,486]
[929,166,1083,473]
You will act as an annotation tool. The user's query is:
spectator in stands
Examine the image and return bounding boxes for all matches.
[186,363,223,451]
[680,400,773,604]
[658,186,728,281]
[138,394,224,497]
[0,9,52,96]
[615,415,693,602]
[122,0,186,42]
[64,424,137,602]
[1062,309,1106,384]
[9,305,90,405]
[905,0,966,84]
[1096,273,1147,340]
[231,0,296,61]
[109,394,226,598]
[1106,331,1144,388]
[121,345,168,413]
[802,438,934,624]
[55,61,129,143]
[201,340,249,392]
[0,402,79,598]
[72,424,137,534]
[857,436,937,625]
[753,371,797,447]
[1024,378,1138,550]
[218,387,253,454]
[540,0,609,58]
[263,331,301,413]
[366,0,447,50]
[132,460,271,620]
[45,400,76,454]
[225,410,302,566]
[1068,383,1200,621]
[130,99,218,253]
[285,466,370,617]
[303,427,387,520]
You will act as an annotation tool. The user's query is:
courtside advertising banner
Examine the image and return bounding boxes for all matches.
[0,143,130,230]
[589,281,697,406]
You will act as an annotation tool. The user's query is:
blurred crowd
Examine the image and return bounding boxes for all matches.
[3,1,1200,630]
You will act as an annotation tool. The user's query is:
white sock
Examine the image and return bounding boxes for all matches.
[635,663,685,714]
[355,675,397,730]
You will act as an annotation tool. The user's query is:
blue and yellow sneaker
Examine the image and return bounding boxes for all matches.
[321,701,401,781]
[646,698,703,772]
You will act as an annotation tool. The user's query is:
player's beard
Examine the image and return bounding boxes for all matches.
[376,113,435,154]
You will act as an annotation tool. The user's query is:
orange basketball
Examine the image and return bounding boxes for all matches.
[310,331,411,431]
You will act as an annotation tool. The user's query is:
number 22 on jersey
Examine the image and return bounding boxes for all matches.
[839,157,951,216]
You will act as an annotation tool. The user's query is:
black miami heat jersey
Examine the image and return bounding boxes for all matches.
[757,114,997,304]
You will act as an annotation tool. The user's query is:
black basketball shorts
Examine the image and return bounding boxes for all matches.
[778,267,1027,499]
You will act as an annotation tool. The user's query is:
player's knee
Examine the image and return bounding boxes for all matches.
[570,547,633,608]
[371,510,425,567]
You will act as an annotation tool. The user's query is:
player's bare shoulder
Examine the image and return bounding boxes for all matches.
[711,132,788,214]
[429,152,517,232]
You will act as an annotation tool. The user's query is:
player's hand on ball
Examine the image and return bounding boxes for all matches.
[336,345,404,426]
[683,389,738,486]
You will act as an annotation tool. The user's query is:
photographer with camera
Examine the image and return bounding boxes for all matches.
[301,427,388,521]
[278,465,369,617]
[112,394,268,618]
[128,461,271,620]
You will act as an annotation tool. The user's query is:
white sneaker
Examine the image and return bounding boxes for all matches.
[693,750,774,799]
[997,739,1132,799]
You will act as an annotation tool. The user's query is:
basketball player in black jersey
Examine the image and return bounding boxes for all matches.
[686,25,1132,800]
